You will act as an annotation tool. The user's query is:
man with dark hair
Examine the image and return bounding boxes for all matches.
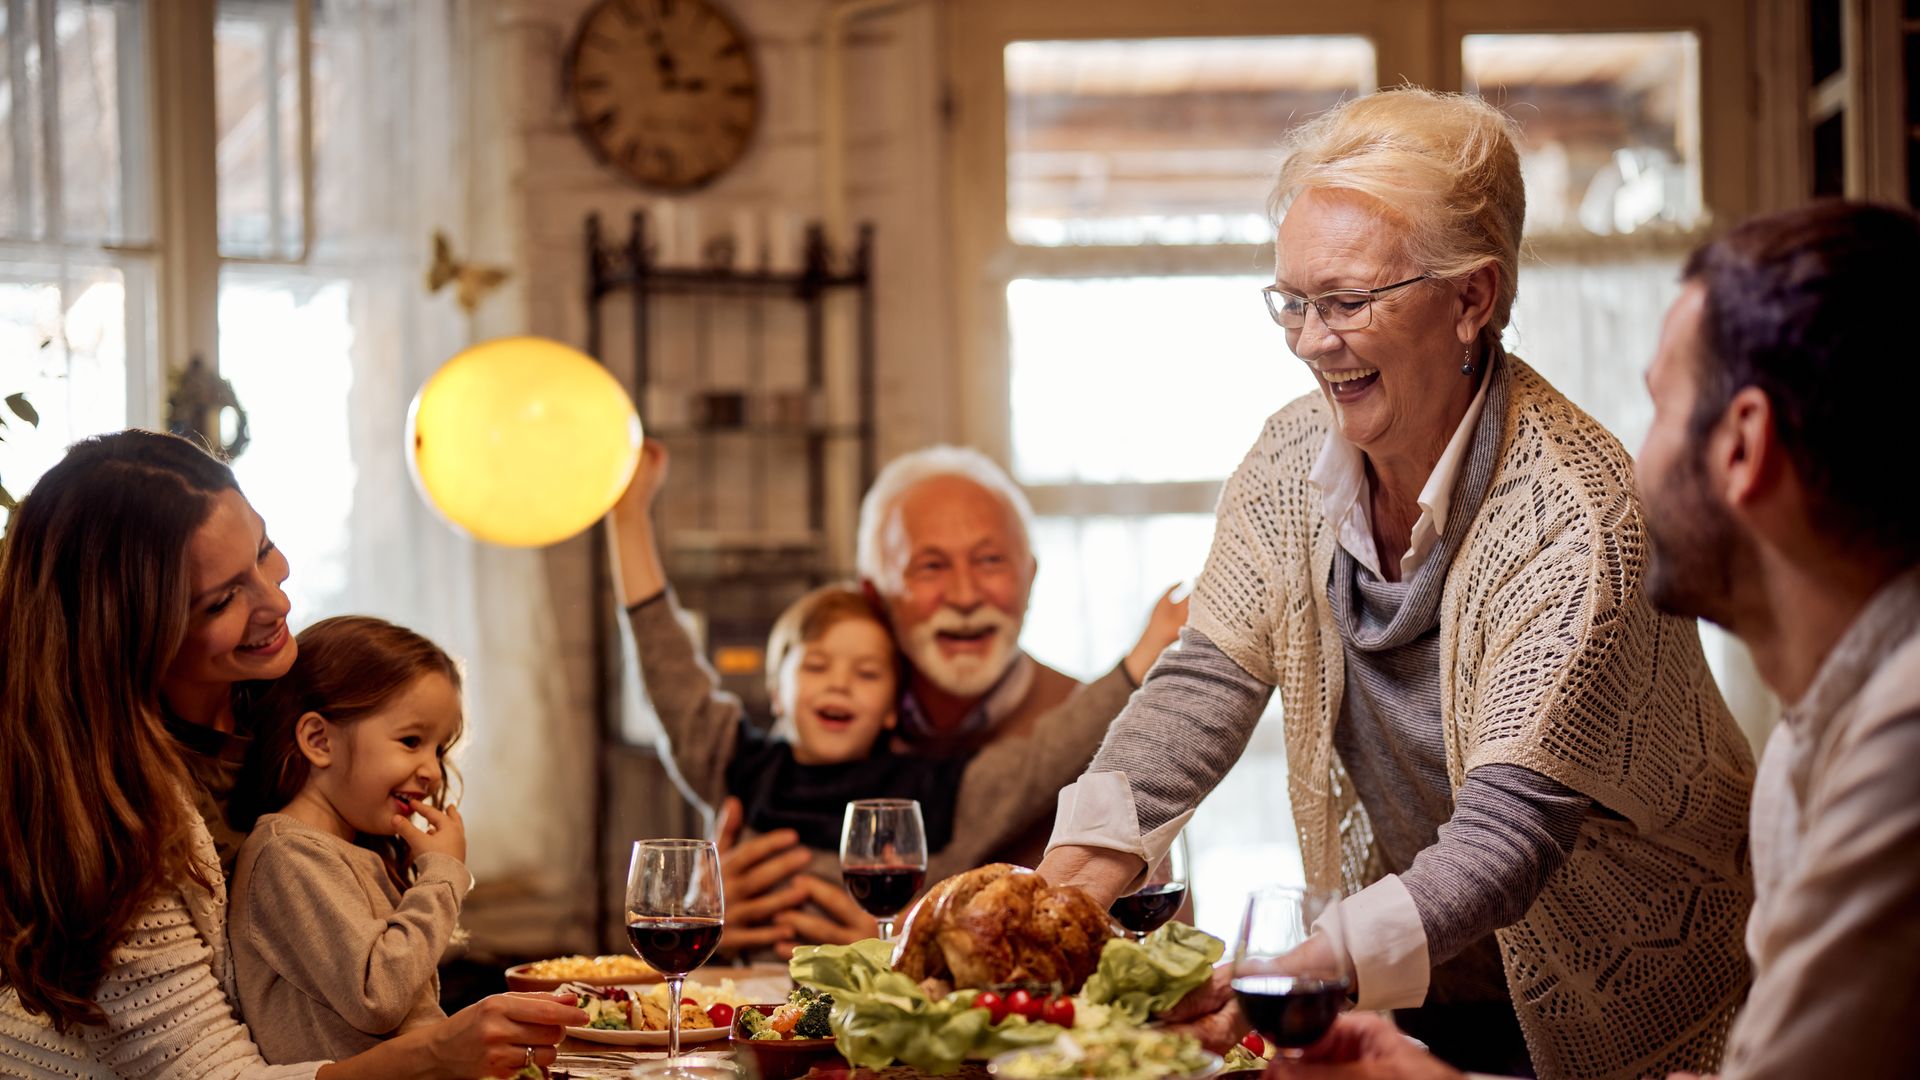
[1271,200,1920,1079]
[1635,199,1920,1080]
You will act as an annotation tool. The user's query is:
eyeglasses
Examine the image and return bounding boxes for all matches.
[1261,275,1429,331]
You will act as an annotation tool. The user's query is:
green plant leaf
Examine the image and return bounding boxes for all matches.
[5,394,37,427]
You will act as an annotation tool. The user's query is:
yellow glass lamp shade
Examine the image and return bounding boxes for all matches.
[407,336,642,548]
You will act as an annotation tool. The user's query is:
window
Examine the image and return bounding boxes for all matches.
[994,33,1377,939]
[1005,37,1376,248]
[1465,32,1703,237]
[214,0,309,260]
[1,0,396,633]
[1461,28,1781,741]
[212,0,359,623]
[963,1,1757,939]
[0,0,152,522]
[1001,36,1374,679]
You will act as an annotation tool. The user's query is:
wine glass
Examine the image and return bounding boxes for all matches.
[1108,830,1190,940]
[627,839,725,1070]
[839,798,928,941]
[1231,884,1351,1061]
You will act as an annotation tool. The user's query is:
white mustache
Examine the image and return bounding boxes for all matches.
[923,605,1015,637]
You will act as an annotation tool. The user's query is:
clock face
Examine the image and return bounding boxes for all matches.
[567,0,760,191]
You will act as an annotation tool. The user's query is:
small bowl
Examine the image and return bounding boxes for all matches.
[504,956,662,993]
[730,1004,844,1080]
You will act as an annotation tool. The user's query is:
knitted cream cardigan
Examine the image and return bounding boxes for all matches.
[0,808,320,1079]
[1190,359,1756,1080]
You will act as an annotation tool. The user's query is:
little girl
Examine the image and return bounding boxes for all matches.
[227,615,470,1064]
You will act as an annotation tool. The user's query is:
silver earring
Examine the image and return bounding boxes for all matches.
[1461,345,1476,377]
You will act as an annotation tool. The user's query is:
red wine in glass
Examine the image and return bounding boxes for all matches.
[1232,974,1349,1049]
[842,866,926,919]
[626,915,724,976]
[1231,884,1350,1061]
[840,799,928,940]
[627,839,724,1072]
[1109,881,1187,937]
[1111,831,1190,941]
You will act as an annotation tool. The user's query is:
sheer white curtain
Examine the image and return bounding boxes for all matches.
[0,0,150,525]
[218,0,590,953]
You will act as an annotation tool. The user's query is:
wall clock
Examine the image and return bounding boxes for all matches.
[566,0,760,191]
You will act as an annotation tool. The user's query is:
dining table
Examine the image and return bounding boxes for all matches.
[543,962,1521,1080]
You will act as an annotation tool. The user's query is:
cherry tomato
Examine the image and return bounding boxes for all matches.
[1040,996,1075,1027]
[1241,1031,1266,1056]
[975,991,1009,1024]
[1006,988,1041,1020]
[707,1002,734,1028]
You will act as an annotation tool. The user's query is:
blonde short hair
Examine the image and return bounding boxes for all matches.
[1270,88,1526,345]
[855,445,1036,595]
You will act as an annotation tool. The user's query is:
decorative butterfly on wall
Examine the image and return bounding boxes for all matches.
[425,231,510,313]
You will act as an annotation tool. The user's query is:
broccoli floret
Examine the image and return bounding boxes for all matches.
[787,986,819,1006]
[737,1006,775,1040]
[792,993,834,1039]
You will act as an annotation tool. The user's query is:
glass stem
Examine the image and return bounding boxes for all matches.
[667,974,684,1063]
[877,917,893,941]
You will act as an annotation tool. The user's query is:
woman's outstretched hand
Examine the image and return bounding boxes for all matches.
[427,991,586,1078]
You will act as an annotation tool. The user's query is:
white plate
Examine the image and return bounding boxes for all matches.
[564,1023,733,1047]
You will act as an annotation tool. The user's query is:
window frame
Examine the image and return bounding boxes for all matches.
[949,0,1753,492]
[150,0,316,416]
[949,0,1435,515]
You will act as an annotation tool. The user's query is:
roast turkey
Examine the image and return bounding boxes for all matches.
[891,863,1114,992]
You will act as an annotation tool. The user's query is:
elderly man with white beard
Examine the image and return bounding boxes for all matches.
[855,446,1181,762]
[709,445,1186,955]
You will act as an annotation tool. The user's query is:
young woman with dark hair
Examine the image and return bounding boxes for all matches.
[0,430,582,1078]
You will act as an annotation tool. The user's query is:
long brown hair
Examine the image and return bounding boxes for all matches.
[0,431,237,1030]
[233,615,464,889]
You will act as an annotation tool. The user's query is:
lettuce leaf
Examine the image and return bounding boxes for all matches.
[1079,922,1224,1024]
[1221,1045,1265,1072]
[789,941,1063,1074]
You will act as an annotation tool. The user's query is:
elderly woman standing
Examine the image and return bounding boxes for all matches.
[1037,89,1754,1080]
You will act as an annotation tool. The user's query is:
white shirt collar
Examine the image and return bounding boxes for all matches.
[1307,369,1492,580]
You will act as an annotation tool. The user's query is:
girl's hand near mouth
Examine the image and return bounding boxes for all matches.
[393,799,467,864]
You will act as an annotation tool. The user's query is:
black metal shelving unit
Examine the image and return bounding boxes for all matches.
[581,209,877,946]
